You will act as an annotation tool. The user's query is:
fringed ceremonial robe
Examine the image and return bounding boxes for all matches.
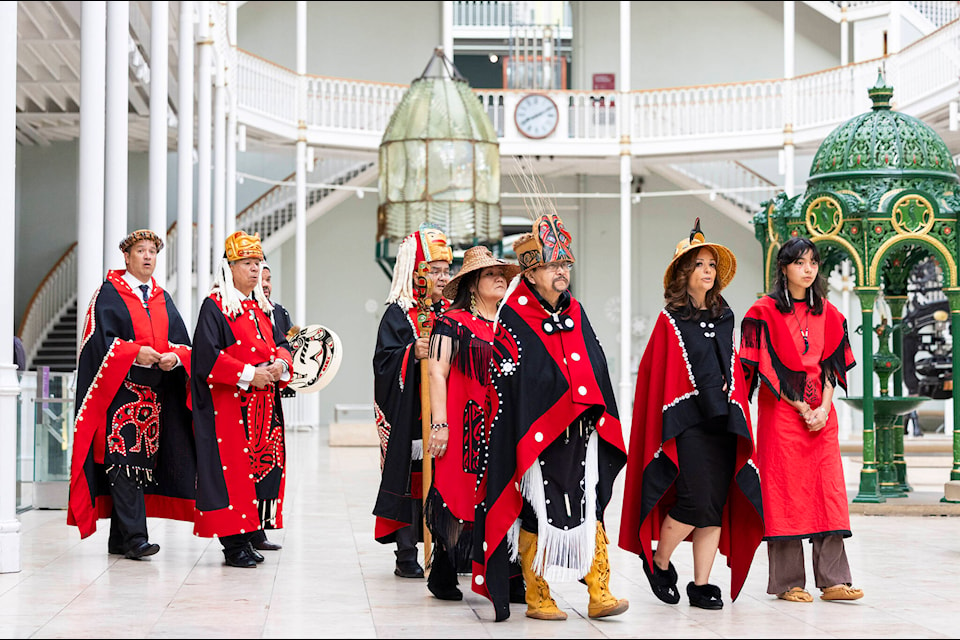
[425,309,493,568]
[472,280,626,621]
[67,270,195,538]
[740,295,856,539]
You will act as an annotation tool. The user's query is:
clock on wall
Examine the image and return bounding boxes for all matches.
[514,93,559,139]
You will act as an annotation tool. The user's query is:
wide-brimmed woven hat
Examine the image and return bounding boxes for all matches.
[663,217,737,291]
[443,246,521,300]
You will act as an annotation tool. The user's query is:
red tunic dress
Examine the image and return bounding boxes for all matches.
[740,295,856,539]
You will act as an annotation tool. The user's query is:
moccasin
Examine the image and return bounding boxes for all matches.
[777,587,813,602]
[820,585,864,601]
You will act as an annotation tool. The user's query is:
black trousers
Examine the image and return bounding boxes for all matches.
[107,468,148,552]
[395,499,422,564]
[220,532,254,554]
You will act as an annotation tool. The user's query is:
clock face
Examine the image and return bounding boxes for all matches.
[515,94,559,139]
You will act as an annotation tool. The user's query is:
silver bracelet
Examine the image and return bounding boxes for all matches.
[431,423,448,431]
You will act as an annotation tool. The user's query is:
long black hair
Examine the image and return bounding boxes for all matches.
[772,236,827,315]
[447,271,481,312]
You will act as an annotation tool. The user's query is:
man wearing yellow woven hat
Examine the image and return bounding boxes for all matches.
[67,229,196,560]
[190,230,294,568]
[620,218,764,611]
[373,224,452,579]
[472,212,629,622]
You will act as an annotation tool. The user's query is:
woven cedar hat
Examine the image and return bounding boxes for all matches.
[119,229,163,252]
[663,217,737,291]
[442,246,521,300]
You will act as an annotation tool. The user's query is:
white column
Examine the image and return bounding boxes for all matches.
[888,0,902,55]
[295,1,307,326]
[213,61,226,267]
[176,1,195,321]
[150,1,169,286]
[225,1,238,236]
[618,0,632,423]
[840,1,849,66]
[783,0,796,197]
[104,1,130,272]
[78,1,107,344]
[442,1,453,63]
[196,1,212,308]
[0,1,20,575]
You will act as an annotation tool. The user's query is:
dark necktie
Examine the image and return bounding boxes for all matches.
[139,284,150,316]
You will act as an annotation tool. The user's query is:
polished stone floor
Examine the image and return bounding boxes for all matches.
[1,427,958,638]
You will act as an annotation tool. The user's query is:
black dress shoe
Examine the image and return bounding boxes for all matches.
[223,547,258,568]
[687,582,724,610]
[252,539,282,551]
[124,541,160,560]
[246,543,265,563]
[394,561,425,578]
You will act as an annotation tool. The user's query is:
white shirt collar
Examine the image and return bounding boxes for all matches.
[122,271,151,297]
[232,284,254,301]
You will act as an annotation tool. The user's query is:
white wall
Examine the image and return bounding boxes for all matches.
[12,0,878,426]
[238,1,444,84]
[574,1,839,92]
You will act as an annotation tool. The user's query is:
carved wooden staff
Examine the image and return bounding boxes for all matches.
[414,263,434,570]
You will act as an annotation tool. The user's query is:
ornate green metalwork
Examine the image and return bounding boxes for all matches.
[753,71,960,502]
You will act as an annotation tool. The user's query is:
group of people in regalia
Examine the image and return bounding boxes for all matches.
[374,206,864,622]
[63,194,865,610]
[68,229,296,568]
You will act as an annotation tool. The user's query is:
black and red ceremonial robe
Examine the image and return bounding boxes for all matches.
[472,280,627,621]
[618,308,764,601]
[67,270,195,538]
[372,300,447,542]
[191,294,293,538]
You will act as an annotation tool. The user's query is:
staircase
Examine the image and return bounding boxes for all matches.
[19,157,377,371]
[30,301,78,372]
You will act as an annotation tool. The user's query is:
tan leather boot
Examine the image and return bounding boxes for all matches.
[518,529,567,620]
[584,522,629,618]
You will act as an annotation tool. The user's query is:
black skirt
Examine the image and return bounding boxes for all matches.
[668,417,737,528]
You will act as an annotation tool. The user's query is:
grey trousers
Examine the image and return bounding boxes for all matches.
[766,535,853,594]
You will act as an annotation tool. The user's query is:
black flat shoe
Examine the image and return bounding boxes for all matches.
[642,551,680,604]
[246,543,265,563]
[223,547,258,568]
[687,582,724,610]
[253,539,282,551]
[394,561,425,579]
[124,541,160,560]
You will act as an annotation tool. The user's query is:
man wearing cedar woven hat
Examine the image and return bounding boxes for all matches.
[191,230,294,568]
[67,229,196,560]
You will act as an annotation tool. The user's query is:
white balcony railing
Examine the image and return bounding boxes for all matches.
[236,18,960,156]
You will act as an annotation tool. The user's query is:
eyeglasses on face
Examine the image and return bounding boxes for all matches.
[544,261,574,273]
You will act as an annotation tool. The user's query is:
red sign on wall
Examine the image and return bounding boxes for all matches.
[592,73,616,90]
